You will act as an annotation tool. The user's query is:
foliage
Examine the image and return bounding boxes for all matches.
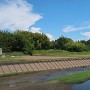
[64,42,86,52]
[0,30,90,55]
[0,31,14,52]
[55,36,73,50]
[0,30,50,55]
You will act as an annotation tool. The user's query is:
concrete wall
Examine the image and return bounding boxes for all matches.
[0,59,90,75]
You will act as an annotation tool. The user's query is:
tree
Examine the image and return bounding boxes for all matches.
[64,42,86,52]
[80,40,90,51]
[13,30,34,55]
[55,36,73,50]
[0,31,14,52]
[50,41,56,49]
[33,33,50,50]
[41,33,50,50]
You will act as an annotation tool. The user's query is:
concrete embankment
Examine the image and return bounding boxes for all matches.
[0,58,90,75]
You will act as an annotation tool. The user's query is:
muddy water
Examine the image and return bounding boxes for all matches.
[0,66,90,90]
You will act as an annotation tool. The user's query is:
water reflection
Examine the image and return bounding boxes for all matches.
[0,66,90,90]
[72,80,90,90]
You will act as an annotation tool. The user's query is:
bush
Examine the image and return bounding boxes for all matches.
[64,42,86,52]
[23,40,34,55]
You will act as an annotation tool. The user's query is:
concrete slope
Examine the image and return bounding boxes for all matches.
[0,59,90,75]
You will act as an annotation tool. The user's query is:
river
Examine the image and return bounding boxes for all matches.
[0,66,90,90]
[72,80,90,90]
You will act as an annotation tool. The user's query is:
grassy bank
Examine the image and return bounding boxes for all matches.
[0,58,27,63]
[0,52,27,63]
[0,50,90,63]
[53,70,90,84]
[6,52,25,56]
[0,70,43,78]
[2,50,90,58]
[33,50,90,58]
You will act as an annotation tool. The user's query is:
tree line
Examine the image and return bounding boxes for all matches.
[0,30,90,55]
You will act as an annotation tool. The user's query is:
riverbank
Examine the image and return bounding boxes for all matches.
[0,66,90,90]
[1,50,90,63]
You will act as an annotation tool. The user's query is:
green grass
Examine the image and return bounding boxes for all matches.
[1,50,90,58]
[33,50,69,55]
[0,70,43,78]
[53,70,90,84]
[2,50,90,58]
[33,50,90,58]
[0,52,27,63]
[0,59,27,63]
[0,50,90,63]
[0,56,28,63]
[6,52,25,56]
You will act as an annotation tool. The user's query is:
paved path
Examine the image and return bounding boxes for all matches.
[0,58,90,75]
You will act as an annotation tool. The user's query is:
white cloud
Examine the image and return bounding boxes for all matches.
[30,27,42,33]
[46,33,55,41]
[63,25,90,33]
[30,27,54,41]
[0,0,43,31]
[81,32,90,38]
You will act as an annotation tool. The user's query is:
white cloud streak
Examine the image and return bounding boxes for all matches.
[63,25,90,33]
[81,32,90,38]
[30,27,42,33]
[0,0,43,31]
[46,33,55,41]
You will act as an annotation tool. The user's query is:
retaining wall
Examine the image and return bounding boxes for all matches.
[0,59,90,75]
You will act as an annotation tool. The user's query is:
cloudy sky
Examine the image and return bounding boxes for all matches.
[0,0,90,41]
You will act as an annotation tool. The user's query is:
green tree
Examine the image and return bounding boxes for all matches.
[33,33,50,50]
[0,31,14,52]
[64,42,86,52]
[55,36,73,50]
[41,34,50,50]
[13,30,34,55]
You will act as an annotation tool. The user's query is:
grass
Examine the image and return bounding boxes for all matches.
[2,50,90,58]
[6,52,25,56]
[0,70,43,78]
[33,50,90,58]
[0,50,90,63]
[53,70,90,84]
[0,52,27,63]
[0,59,27,63]
[0,56,28,63]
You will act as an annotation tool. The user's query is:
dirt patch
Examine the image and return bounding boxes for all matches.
[11,55,76,61]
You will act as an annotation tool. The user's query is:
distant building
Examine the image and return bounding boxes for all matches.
[0,48,2,55]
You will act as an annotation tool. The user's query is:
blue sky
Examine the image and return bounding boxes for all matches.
[0,0,90,41]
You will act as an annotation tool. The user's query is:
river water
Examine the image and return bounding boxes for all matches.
[72,80,90,90]
[0,66,90,90]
